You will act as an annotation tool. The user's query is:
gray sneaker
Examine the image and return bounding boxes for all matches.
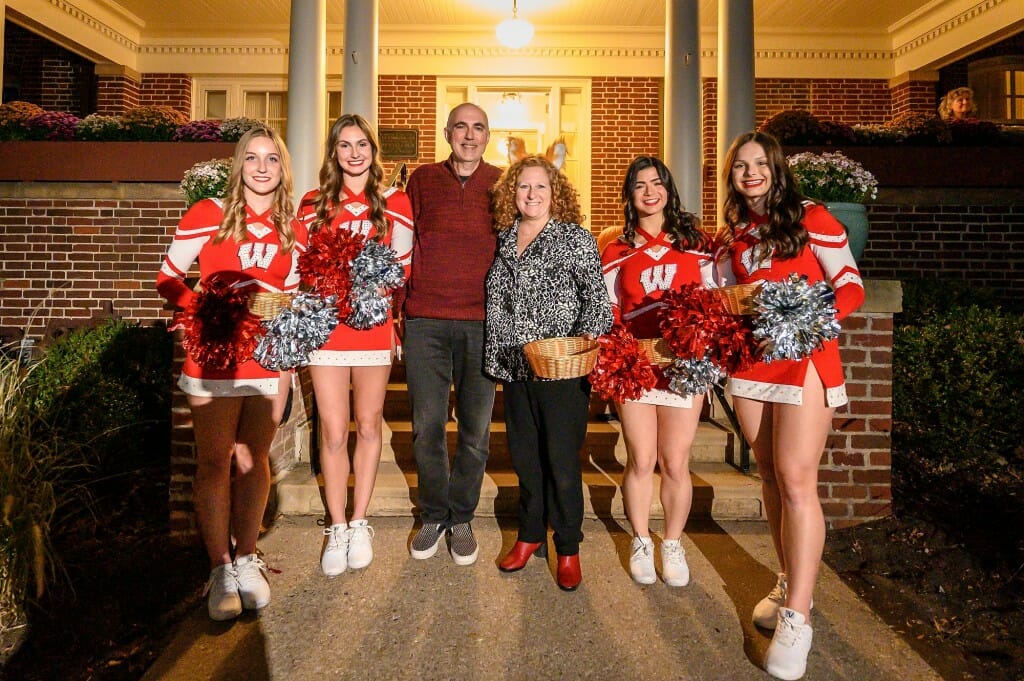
[449,522,479,566]
[410,523,446,559]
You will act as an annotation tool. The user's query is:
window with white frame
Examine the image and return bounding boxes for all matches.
[193,77,344,140]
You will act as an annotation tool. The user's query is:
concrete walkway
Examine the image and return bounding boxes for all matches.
[144,515,940,681]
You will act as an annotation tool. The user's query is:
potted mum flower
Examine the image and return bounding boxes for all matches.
[787,150,878,260]
[180,158,232,207]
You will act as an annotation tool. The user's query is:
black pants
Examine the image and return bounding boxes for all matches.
[503,377,590,555]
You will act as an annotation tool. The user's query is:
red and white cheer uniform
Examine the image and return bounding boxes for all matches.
[156,198,308,397]
[296,186,414,366]
[602,228,715,408]
[721,203,865,407]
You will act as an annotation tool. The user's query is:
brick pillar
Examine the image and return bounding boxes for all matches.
[95,63,141,115]
[822,280,901,528]
[140,74,192,115]
[889,70,939,118]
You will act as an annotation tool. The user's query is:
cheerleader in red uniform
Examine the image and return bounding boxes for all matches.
[720,132,864,680]
[156,127,306,621]
[296,114,414,576]
[601,156,714,588]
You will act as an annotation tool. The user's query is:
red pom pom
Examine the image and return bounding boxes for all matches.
[658,284,756,375]
[297,228,365,319]
[589,325,658,403]
[178,278,262,370]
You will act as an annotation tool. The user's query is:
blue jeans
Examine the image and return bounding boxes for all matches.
[404,318,496,526]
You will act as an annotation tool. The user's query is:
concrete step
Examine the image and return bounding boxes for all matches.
[275,460,762,522]
[277,418,760,522]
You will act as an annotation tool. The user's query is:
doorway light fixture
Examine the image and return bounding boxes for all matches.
[496,0,534,49]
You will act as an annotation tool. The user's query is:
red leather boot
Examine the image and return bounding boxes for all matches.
[499,541,547,572]
[556,554,582,591]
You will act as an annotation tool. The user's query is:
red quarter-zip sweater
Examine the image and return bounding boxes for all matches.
[400,155,502,321]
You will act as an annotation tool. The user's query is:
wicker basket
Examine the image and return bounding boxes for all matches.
[248,291,294,320]
[638,338,675,367]
[523,336,599,379]
[714,283,762,315]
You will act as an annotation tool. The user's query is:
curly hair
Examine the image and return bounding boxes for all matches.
[720,131,807,262]
[620,156,709,253]
[493,155,583,230]
[938,86,978,121]
[214,126,296,252]
[302,114,388,242]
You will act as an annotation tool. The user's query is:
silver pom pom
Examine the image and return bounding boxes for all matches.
[752,273,840,362]
[664,355,726,397]
[347,241,405,330]
[254,292,339,370]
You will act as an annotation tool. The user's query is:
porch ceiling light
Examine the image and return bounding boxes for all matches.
[496,0,534,49]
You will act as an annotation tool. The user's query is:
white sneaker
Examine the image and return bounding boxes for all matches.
[347,519,375,570]
[234,553,271,610]
[204,563,242,621]
[661,539,690,587]
[321,523,349,576]
[754,574,814,629]
[765,607,813,680]
[629,536,657,585]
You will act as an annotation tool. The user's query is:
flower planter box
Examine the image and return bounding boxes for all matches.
[785,146,1023,188]
[0,141,237,182]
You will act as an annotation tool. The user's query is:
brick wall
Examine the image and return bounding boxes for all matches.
[755,78,891,126]
[97,76,140,115]
[139,74,192,115]
[40,58,76,112]
[94,73,191,116]
[859,198,1024,300]
[827,309,894,527]
[3,21,93,115]
[890,80,937,118]
[590,77,662,231]
[378,75,438,182]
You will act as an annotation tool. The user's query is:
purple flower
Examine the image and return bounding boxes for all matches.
[173,119,224,142]
[24,111,80,140]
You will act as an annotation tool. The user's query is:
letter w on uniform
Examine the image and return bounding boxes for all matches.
[238,243,279,270]
[639,264,677,295]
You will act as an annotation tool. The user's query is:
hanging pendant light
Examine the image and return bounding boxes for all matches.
[496,0,534,49]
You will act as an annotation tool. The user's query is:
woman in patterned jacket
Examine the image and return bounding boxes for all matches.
[484,155,613,591]
[720,131,864,680]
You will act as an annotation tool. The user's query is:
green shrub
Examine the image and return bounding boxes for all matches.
[893,303,1024,561]
[23,320,173,516]
[896,277,1005,327]
[0,354,66,627]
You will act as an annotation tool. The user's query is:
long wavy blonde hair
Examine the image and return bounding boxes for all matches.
[213,126,296,252]
[493,155,583,231]
[302,113,389,242]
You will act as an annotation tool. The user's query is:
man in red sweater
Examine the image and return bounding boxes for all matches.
[401,103,501,566]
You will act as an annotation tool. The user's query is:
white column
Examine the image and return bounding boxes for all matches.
[664,0,702,213]
[716,0,755,216]
[342,0,379,126]
[286,0,327,199]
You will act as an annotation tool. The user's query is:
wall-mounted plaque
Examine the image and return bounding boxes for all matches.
[379,128,419,160]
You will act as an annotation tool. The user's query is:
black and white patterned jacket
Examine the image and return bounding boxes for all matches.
[484,219,613,382]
